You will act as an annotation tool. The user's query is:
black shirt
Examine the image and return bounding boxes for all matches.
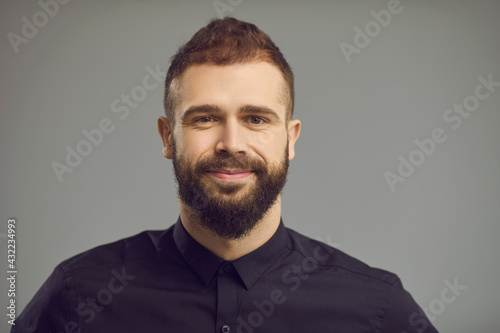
[14,218,438,332]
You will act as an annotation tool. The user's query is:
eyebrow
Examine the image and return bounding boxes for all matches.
[181,104,282,122]
[240,105,282,122]
[181,105,222,121]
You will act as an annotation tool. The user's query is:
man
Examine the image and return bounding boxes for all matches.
[14,17,437,332]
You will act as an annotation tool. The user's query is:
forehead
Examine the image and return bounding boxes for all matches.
[176,62,287,119]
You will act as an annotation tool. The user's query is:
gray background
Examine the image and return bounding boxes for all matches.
[1,0,499,332]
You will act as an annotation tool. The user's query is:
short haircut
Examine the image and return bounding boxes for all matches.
[163,17,294,125]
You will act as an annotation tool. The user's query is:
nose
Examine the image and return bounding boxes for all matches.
[215,118,248,155]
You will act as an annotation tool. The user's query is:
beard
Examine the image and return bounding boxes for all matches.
[172,142,289,240]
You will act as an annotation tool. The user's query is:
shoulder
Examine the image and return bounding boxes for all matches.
[12,227,174,332]
[283,227,439,332]
[58,226,173,274]
[285,227,400,287]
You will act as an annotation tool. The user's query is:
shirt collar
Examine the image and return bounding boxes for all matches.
[173,218,224,286]
[173,217,288,290]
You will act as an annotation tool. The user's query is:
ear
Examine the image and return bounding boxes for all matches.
[157,116,174,159]
[287,118,301,161]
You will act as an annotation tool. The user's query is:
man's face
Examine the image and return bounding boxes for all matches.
[158,62,300,239]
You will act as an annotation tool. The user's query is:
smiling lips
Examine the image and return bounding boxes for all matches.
[208,169,254,180]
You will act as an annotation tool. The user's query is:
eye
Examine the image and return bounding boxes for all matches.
[249,117,264,125]
[197,116,213,123]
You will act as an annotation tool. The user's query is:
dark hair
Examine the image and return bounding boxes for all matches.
[164,17,294,124]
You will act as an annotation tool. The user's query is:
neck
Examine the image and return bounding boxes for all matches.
[179,196,282,261]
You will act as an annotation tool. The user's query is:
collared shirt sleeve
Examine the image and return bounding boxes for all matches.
[12,265,73,333]
[382,277,438,333]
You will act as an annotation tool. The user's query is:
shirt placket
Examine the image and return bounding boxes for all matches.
[216,262,239,333]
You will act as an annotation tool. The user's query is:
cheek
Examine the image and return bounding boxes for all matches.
[252,131,275,148]
[252,132,288,161]
[178,131,215,160]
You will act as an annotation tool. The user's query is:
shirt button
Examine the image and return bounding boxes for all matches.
[221,324,231,333]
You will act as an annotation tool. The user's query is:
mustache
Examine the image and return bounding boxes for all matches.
[195,153,267,174]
